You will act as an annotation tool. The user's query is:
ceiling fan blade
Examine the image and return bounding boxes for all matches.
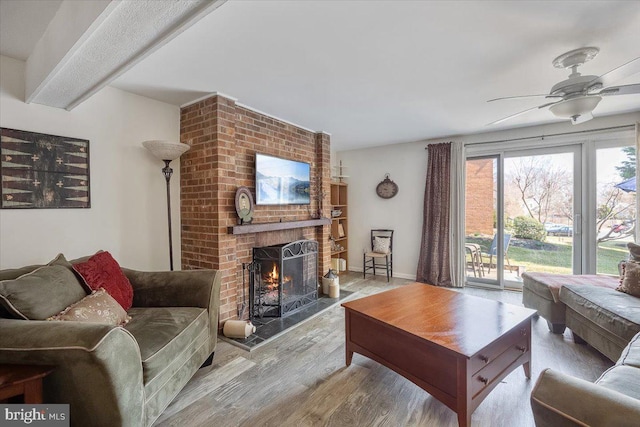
[487,94,562,103]
[597,83,640,96]
[487,101,559,126]
[587,56,640,89]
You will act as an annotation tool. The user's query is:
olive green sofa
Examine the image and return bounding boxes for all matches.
[531,331,640,427]
[0,261,222,427]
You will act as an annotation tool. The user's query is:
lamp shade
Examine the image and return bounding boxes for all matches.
[549,96,602,119]
[142,140,190,161]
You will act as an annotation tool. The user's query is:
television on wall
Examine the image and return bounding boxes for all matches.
[255,153,311,205]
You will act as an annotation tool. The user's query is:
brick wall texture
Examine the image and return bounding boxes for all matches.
[180,94,331,326]
[465,158,494,236]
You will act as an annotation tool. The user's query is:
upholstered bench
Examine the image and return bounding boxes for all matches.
[522,272,618,334]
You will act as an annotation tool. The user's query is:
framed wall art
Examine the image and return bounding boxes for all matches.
[1,128,90,209]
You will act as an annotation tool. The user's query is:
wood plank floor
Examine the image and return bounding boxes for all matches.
[154,273,613,427]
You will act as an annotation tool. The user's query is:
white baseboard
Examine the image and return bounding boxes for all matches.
[348,267,416,281]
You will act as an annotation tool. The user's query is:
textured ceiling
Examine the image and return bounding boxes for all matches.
[2,1,639,150]
[110,1,640,150]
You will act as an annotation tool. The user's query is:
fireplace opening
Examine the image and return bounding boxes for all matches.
[250,240,318,318]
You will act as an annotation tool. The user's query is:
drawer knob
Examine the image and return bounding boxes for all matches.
[516,345,526,353]
[478,376,488,385]
[479,355,489,363]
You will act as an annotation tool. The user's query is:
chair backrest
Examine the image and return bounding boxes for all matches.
[371,229,393,253]
[489,233,511,255]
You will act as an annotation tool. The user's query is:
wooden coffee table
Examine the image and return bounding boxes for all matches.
[342,283,535,427]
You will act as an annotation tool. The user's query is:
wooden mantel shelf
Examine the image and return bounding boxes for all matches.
[229,218,331,235]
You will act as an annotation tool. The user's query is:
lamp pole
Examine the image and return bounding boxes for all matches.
[142,140,190,271]
[162,160,174,271]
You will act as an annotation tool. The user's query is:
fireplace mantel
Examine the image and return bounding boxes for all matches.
[229,218,331,235]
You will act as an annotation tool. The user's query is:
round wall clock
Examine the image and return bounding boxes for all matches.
[376,174,399,199]
[235,187,254,224]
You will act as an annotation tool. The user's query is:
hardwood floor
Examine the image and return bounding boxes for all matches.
[154,273,613,427]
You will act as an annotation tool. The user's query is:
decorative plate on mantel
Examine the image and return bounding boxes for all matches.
[235,187,254,224]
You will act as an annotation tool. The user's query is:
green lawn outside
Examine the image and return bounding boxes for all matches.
[466,236,626,275]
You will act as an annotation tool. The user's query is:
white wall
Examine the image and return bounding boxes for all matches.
[0,55,181,270]
[338,111,640,280]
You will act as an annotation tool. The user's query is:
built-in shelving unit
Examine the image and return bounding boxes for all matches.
[330,182,348,273]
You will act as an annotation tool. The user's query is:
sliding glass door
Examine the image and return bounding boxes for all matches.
[464,128,636,289]
[465,147,580,289]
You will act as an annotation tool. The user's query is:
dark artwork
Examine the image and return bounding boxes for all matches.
[1,128,90,209]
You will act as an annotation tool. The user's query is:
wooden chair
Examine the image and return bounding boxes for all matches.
[363,229,393,281]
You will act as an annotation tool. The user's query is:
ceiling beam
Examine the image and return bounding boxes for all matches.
[25,0,226,110]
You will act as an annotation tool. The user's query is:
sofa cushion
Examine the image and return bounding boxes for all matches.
[48,288,131,326]
[595,365,640,400]
[124,307,209,385]
[0,265,42,281]
[73,251,133,310]
[560,284,640,343]
[618,332,640,369]
[0,265,87,320]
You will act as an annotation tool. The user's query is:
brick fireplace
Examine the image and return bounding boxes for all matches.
[179,94,331,325]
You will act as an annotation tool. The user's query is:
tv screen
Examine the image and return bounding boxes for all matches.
[255,154,311,205]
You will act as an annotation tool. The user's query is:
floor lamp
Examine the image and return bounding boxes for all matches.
[143,140,190,271]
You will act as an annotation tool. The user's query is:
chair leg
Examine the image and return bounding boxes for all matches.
[488,254,493,274]
[385,255,390,282]
[363,254,366,279]
[373,258,376,276]
[506,253,513,271]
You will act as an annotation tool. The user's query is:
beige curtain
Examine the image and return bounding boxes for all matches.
[416,142,452,286]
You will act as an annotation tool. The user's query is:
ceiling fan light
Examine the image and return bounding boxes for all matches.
[549,96,602,119]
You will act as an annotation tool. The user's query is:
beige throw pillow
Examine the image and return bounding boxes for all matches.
[48,288,131,326]
[373,236,390,254]
[617,261,640,298]
[628,242,640,262]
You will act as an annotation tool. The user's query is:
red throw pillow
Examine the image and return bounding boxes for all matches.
[73,252,133,310]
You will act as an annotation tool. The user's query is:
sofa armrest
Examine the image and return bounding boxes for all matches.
[123,269,222,352]
[0,318,144,427]
[531,368,640,427]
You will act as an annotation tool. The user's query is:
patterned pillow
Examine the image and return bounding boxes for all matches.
[617,261,640,298]
[48,288,131,326]
[73,252,133,310]
[373,236,391,254]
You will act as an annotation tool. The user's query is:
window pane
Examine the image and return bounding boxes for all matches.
[596,146,636,275]
[503,153,574,276]
[465,157,497,282]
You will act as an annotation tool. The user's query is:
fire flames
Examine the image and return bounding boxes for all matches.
[262,263,291,289]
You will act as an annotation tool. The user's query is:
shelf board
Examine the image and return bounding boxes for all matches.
[331,217,347,221]
[229,218,331,235]
[331,250,347,256]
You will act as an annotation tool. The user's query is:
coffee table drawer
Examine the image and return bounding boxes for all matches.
[470,321,528,375]
[470,337,528,397]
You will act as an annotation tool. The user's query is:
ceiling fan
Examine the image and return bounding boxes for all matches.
[488,47,640,126]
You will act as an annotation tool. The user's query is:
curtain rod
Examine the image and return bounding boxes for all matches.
[424,124,635,148]
[465,124,635,146]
